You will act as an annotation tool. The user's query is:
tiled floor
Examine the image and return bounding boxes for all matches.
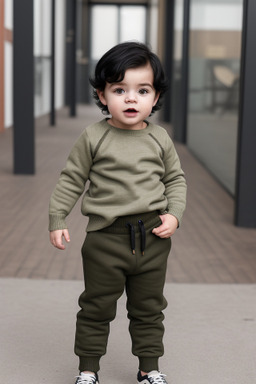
[1,105,256,283]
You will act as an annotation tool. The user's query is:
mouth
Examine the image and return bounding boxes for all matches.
[124,108,138,115]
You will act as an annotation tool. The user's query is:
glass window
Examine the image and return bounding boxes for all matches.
[171,0,184,134]
[90,5,146,62]
[4,0,13,127]
[34,0,51,117]
[187,0,243,195]
[120,6,146,43]
[91,6,119,61]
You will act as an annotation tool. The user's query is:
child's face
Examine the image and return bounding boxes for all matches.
[97,64,160,130]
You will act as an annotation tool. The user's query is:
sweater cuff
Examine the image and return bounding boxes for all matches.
[48,214,68,231]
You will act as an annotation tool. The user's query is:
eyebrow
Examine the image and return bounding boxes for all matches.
[109,82,154,89]
[139,83,154,88]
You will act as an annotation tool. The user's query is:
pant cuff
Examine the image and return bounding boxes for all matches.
[79,356,101,373]
[139,357,159,372]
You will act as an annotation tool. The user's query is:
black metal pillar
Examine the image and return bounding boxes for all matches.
[13,0,35,174]
[50,0,56,126]
[65,0,77,117]
[235,0,256,227]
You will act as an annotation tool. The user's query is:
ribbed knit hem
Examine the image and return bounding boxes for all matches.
[138,357,159,372]
[79,356,101,373]
[48,213,67,231]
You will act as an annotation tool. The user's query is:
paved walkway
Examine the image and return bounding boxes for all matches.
[1,278,256,384]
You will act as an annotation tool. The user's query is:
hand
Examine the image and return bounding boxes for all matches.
[152,214,178,238]
[49,229,70,250]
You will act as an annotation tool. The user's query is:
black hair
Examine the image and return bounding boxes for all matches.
[90,41,168,115]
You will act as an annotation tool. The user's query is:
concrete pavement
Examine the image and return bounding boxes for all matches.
[1,278,256,383]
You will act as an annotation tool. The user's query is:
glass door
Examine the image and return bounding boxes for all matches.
[187,0,243,195]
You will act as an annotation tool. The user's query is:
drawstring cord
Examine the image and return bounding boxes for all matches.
[126,220,146,255]
[138,220,146,255]
[126,223,136,255]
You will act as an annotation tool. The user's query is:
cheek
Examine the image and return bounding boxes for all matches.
[108,96,121,108]
[106,99,120,115]
[143,97,157,111]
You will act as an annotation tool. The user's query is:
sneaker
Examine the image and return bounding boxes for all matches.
[137,370,168,384]
[75,372,99,384]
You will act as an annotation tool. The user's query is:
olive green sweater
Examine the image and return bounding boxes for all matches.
[49,119,187,232]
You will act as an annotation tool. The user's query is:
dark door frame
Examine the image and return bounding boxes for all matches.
[235,0,256,227]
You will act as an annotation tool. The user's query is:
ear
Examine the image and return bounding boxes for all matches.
[96,89,107,106]
[153,92,160,107]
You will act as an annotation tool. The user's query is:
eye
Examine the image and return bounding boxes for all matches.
[139,88,149,95]
[114,88,125,95]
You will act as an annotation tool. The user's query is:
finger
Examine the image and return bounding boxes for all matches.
[53,232,66,250]
[155,230,171,238]
[56,243,66,250]
[152,224,167,235]
[63,229,70,243]
[55,237,65,250]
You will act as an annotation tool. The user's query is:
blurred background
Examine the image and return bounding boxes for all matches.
[0,0,256,282]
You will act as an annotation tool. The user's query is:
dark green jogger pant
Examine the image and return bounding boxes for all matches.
[75,211,171,373]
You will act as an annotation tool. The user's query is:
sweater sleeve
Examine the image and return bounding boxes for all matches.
[48,130,93,231]
[161,135,187,225]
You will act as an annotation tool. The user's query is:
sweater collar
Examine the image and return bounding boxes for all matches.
[102,118,153,135]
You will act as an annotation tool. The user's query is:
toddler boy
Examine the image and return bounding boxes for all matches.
[49,42,187,384]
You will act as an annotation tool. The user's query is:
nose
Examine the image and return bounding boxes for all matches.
[125,92,137,103]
